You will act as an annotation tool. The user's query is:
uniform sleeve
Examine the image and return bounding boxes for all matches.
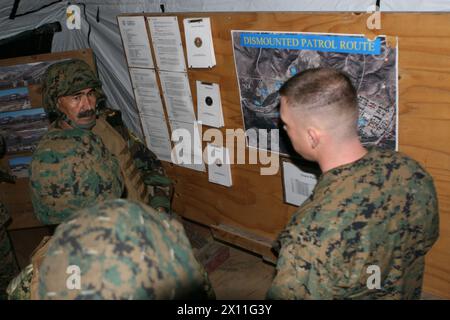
[103,109,174,212]
[423,176,440,252]
[127,132,174,212]
[267,232,342,300]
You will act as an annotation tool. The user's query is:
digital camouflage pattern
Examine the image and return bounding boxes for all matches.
[7,236,51,300]
[6,264,33,300]
[41,59,104,116]
[41,59,173,212]
[0,203,20,300]
[268,147,439,300]
[0,136,20,300]
[102,109,173,211]
[37,199,214,300]
[30,128,124,225]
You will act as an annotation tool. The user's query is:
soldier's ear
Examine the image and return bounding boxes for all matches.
[307,128,320,149]
[56,97,63,111]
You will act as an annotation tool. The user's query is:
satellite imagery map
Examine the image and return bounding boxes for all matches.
[232,31,397,157]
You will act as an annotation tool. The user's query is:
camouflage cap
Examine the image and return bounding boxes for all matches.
[36,199,214,300]
[29,128,124,225]
[41,59,104,114]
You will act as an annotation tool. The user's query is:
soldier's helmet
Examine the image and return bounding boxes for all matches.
[29,128,123,225]
[41,59,105,117]
[36,199,215,300]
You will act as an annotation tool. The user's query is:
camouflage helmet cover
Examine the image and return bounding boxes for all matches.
[37,199,214,300]
[41,59,104,114]
[29,128,124,225]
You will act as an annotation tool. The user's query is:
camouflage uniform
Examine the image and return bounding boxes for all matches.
[0,203,20,300]
[29,128,124,225]
[0,136,20,300]
[36,199,214,300]
[41,59,173,212]
[267,147,439,300]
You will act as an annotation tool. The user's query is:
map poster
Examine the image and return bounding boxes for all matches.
[232,31,398,157]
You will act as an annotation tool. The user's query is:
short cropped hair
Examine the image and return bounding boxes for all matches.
[279,68,358,117]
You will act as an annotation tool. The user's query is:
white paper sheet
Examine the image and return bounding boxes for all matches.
[282,161,318,206]
[170,120,205,171]
[144,134,173,163]
[117,16,154,68]
[184,17,216,68]
[158,71,196,123]
[141,115,171,141]
[147,16,187,72]
[141,114,173,163]
[207,144,232,187]
[129,68,165,118]
[196,81,224,128]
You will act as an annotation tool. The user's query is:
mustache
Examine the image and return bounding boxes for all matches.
[77,109,96,118]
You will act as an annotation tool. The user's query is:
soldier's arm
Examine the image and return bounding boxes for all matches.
[127,132,173,212]
[104,109,173,212]
[267,240,340,300]
[423,176,440,251]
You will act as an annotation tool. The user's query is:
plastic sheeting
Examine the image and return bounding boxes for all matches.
[52,2,162,138]
[0,1,65,41]
[381,0,450,11]
[162,0,375,12]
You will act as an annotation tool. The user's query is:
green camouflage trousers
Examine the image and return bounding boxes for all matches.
[0,226,19,300]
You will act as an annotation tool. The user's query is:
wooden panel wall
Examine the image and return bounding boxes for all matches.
[126,12,449,298]
[0,49,96,230]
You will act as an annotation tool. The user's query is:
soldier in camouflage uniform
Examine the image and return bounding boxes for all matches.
[41,59,172,213]
[7,128,124,299]
[0,135,20,300]
[34,199,214,299]
[268,68,439,299]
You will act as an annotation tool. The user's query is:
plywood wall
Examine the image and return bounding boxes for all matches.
[124,12,449,298]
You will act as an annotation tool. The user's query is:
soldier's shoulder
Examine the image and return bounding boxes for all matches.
[370,147,430,174]
[33,127,60,151]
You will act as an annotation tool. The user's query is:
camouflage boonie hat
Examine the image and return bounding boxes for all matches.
[41,59,104,114]
[37,199,214,300]
[30,128,123,225]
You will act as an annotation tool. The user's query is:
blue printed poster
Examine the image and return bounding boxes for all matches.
[232,31,398,156]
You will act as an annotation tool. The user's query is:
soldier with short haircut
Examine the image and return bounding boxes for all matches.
[38,199,214,300]
[40,59,172,213]
[267,68,439,299]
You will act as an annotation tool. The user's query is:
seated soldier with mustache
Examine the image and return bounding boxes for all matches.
[39,59,173,214]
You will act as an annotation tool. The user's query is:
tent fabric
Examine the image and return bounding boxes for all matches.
[1,0,448,139]
[162,0,375,12]
[381,0,450,11]
[52,2,162,138]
